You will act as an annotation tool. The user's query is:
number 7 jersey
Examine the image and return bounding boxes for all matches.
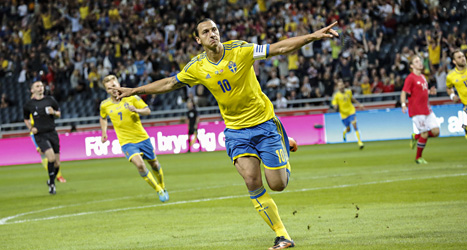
[100,96,149,146]
[176,40,275,129]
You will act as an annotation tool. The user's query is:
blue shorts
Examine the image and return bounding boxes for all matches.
[342,114,357,127]
[121,138,156,161]
[224,117,290,169]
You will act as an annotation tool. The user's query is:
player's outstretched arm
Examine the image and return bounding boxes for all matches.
[110,76,185,100]
[268,21,338,57]
[352,97,364,109]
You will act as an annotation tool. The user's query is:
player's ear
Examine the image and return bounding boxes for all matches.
[195,36,201,45]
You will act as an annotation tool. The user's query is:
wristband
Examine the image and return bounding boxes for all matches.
[450,93,456,100]
[401,103,406,107]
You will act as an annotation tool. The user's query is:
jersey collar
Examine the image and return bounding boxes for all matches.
[205,45,225,66]
[455,67,466,74]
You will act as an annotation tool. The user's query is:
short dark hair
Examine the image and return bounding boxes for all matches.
[29,81,43,90]
[194,18,214,37]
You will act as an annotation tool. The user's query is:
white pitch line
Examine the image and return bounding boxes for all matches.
[5,195,244,225]
[1,172,466,225]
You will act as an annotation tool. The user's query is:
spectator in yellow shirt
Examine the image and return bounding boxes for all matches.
[360,76,372,95]
[425,30,441,70]
[21,25,32,51]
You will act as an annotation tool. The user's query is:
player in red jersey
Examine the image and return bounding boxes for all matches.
[400,55,440,164]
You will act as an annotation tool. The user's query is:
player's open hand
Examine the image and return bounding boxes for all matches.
[108,86,132,100]
[402,106,408,114]
[312,21,339,40]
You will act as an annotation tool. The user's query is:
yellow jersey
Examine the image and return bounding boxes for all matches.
[446,67,467,105]
[79,6,89,20]
[361,82,371,95]
[176,40,275,129]
[428,44,441,65]
[288,53,299,70]
[22,28,31,45]
[100,96,149,146]
[332,89,356,119]
[41,14,52,30]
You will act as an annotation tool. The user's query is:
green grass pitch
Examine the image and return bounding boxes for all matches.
[0,137,466,250]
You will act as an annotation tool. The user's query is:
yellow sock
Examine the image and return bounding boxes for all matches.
[355,131,362,144]
[41,155,48,171]
[152,167,165,190]
[250,186,290,240]
[56,168,63,179]
[142,171,162,192]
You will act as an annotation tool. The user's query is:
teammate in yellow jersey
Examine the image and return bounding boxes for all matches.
[110,18,338,249]
[446,49,467,139]
[332,79,365,149]
[100,75,168,202]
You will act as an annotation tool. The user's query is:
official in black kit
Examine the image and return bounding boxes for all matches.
[23,81,62,195]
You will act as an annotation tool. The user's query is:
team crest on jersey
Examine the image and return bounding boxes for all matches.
[228,61,237,73]
[124,102,129,109]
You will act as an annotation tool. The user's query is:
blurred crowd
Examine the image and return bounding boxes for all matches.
[0,0,466,112]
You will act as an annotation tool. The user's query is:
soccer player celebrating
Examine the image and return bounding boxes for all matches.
[100,75,168,202]
[110,18,338,249]
[23,81,62,194]
[332,79,365,149]
[401,55,440,164]
[446,49,467,139]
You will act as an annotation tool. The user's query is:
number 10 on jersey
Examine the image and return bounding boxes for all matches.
[218,79,231,93]
[276,149,286,163]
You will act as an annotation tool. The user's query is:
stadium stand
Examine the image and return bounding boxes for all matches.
[0,0,466,136]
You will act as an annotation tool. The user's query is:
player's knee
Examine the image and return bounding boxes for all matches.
[269,181,287,192]
[154,161,161,170]
[135,164,146,172]
[243,175,262,190]
[432,129,440,137]
[47,155,56,163]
